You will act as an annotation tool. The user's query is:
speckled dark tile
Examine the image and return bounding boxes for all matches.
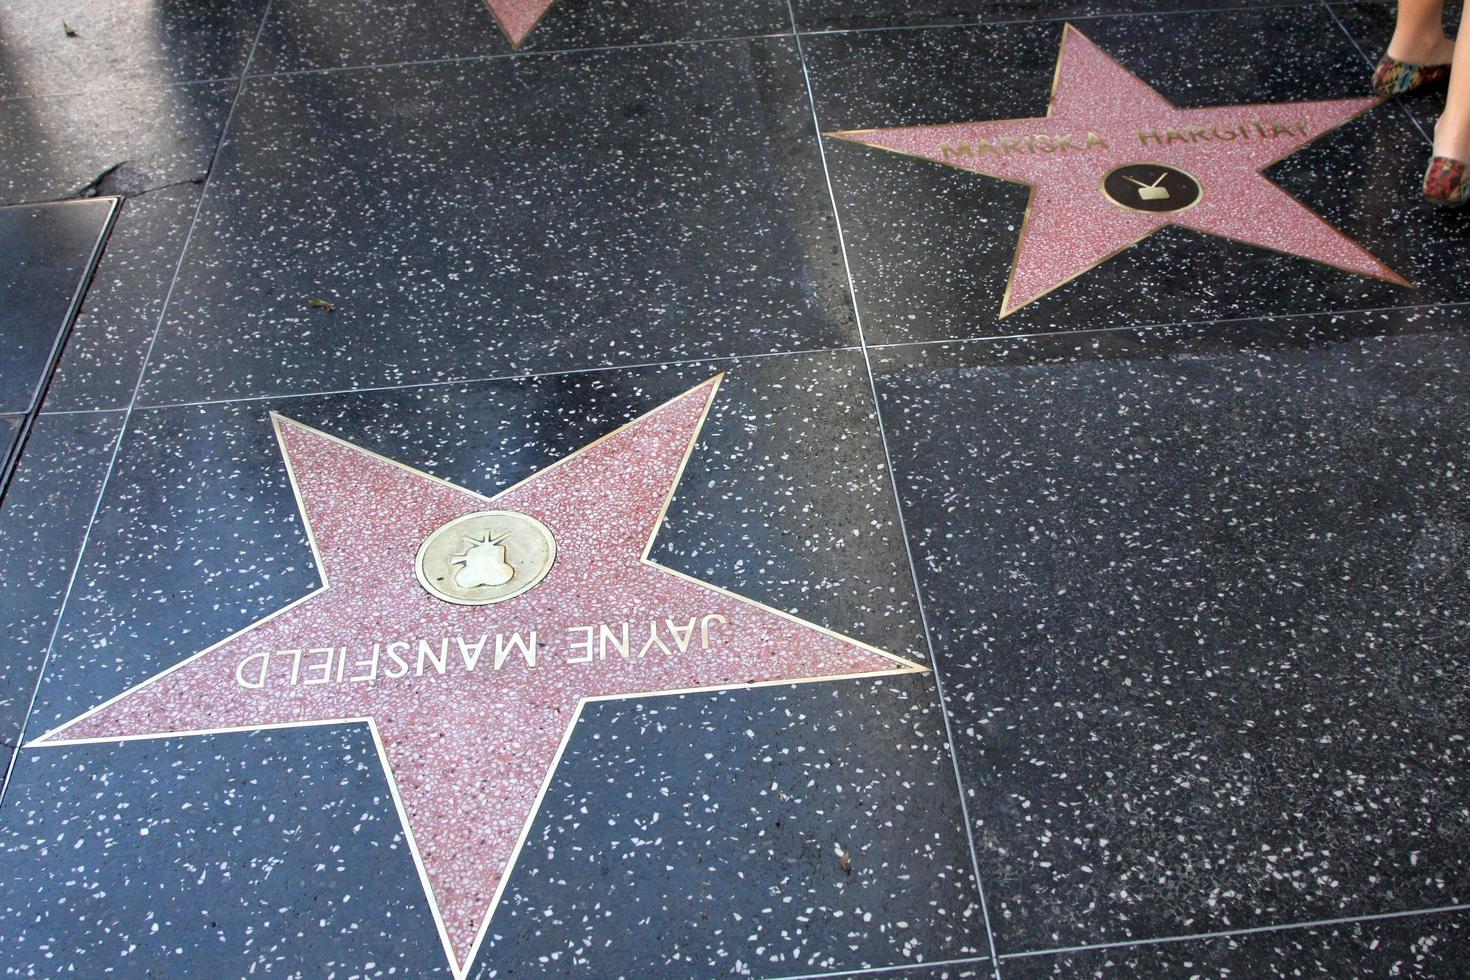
[251,0,791,74]
[802,10,1470,345]
[481,675,981,976]
[1332,0,1464,139]
[0,0,268,99]
[1001,910,1470,978]
[870,304,1470,954]
[12,352,989,976]
[0,411,122,752]
[792,0,1313,33]
[45,184,204,413]
[0,81,232,205]
[137,40,855,406]
[0,677,982,978]
[0,727,448,975]
[0,198,116,414]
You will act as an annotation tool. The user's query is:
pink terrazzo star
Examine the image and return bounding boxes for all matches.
[32,377,922,979]
[829,24,1408,317]
[485,0,557,47]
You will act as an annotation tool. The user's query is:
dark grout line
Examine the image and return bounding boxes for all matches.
[241,29,796,83]
[770,952,993,980]
[0,0,1376,106]
[97,294,1470,417]
[861,298,1470,355]
[792,0,1325,41]
[0,0,280,808]
[997,901,1470,962]
[0,199,120,510]
[127,344,864,413]
[787,2,1003,979]
[771,900,1470,976]
[1321,0,1435,146]
[34,406,131,418]
[0,74,239,105]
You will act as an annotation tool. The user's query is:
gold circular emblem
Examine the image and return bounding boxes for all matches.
[415,510,556,606]
[1101,162,1203,214]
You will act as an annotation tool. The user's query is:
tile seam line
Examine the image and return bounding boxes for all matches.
[0,0,278,807]
[861,297,1470,354]
[126,344,863,412]
[766,883,1470,978]
[769,952,991,980]
[1321,0,1433,146]
[997,901,1470,961]
[0,74,238,104]
[764,901,1470,976]
[0,199,119,509]
[35,407,130,418]
[786,5,1002,979]
[792,0,1326,40]
[241,29,794,83]
[0,0,1355,101]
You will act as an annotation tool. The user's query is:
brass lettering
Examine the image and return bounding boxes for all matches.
[701,614,728,648]
[599,622,629,660]
[638,621,674,659]
[495,631,538,669]
[384,640,410,678]
[417,637,448,675]
[233,616,732,688]
[457,634,487,671]
[303,646,334,685]
[350,645,380,683]
[285,648,304,685]
[568,626,594,664]
[667,617,697,653]
[236,651,270,689]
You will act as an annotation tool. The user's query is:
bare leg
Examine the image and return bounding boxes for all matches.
[1390,0,1455,64]
[1438,8,1470,161]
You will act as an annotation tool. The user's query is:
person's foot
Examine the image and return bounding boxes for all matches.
[1434,111,1470,164]
[1424,156,1469,206]
[1375,33,1456,97]
[1425,114,1470,206]
[1387,32,1456,67]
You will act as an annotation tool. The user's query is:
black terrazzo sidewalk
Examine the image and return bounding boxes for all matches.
[0,0,1465,977]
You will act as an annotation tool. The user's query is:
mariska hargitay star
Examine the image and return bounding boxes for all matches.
[485,0,557,47]
[828,24,1408,317]
[31,377,923,979]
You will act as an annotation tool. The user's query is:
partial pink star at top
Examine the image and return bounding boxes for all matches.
[829,24,1408,317]
[486,0,557,47]
[31,377,923,978]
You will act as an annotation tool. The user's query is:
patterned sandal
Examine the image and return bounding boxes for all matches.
[1372,54,1453,97]
[1424,156,1470,206]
